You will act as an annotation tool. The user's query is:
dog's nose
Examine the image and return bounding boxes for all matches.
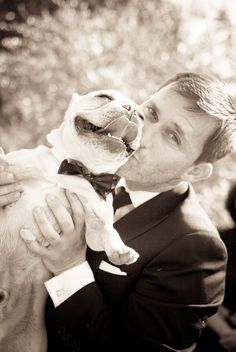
[122,105,144,123]
[122,104,135,121]
[122,104,132,112]
[0,288,9,304]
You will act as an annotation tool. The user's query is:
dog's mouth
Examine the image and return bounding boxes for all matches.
[74,116,139,154]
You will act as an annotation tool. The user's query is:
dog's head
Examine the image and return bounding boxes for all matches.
[47,90,144,174]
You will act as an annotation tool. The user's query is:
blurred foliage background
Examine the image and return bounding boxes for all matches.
[1,0,236,228]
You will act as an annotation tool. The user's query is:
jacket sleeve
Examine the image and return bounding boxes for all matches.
[46,231,227,351]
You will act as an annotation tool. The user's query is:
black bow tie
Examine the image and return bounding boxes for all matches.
[113,186,132,213]
[58,159,120,200]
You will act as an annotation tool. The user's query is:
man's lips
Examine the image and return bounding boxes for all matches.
[74,116,139,153]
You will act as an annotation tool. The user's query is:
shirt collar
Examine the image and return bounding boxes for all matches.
[117,178,158,208]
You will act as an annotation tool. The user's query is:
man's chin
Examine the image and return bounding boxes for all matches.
[116,153,135,175]
[124,180,140,192]
[116,163,129,177]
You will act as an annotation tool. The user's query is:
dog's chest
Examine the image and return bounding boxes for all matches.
[0,146,69,238]
[2,180,67,237]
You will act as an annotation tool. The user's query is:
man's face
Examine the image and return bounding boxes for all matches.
[117,83,217,192]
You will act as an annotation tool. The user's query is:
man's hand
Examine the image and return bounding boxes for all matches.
[0,154,22,207]
[20,190,87,275]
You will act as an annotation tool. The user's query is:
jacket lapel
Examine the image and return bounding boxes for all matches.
[87,182,190,273]
[114,182,190,244]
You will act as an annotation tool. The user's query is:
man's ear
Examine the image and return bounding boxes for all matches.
[182,163,213,183]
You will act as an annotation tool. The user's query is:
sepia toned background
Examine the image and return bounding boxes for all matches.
[1,0,236,228]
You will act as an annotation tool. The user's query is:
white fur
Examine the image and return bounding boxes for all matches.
[0,90,143,351]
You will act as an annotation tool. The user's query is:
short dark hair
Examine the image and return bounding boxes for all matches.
[159,72,236,163]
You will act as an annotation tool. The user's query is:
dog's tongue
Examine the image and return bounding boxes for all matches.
[101,117,138,144]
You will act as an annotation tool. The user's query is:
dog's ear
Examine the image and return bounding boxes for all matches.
[64,93,82,121]
[70,92,81,104]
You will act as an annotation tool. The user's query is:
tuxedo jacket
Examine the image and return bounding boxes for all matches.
[46,182,227,352]
[219,228,236,312]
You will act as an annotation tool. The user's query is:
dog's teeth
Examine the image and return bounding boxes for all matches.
[107,133,127,145]
[112,135,123,142]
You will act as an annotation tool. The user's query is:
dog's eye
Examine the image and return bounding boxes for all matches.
[96,94,113,102]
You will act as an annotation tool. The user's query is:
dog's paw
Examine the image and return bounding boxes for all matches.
[107,245,139,266]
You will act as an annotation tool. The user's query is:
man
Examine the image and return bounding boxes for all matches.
[1,72,235,351]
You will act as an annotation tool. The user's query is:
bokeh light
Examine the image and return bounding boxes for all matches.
[0,0,236,228]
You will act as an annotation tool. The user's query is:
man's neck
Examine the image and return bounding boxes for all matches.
[125,180,182,194]
[117,178,158,209]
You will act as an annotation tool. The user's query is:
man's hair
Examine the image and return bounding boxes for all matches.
[159,72,236,163]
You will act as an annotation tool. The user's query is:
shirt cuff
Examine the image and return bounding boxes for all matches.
[44,261,95,307]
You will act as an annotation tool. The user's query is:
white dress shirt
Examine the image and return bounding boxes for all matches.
[45,179,158,307]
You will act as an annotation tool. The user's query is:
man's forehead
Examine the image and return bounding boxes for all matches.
[149,85,202,118]
[143,85,186,112]
[151,82,183,101]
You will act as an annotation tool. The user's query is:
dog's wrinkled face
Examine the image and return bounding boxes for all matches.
[48,90,144,174]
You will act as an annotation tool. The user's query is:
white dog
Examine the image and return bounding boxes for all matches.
[0,90,143,351]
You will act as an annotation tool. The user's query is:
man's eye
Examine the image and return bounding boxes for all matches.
[168,131,181,146]
[145,106,159,121]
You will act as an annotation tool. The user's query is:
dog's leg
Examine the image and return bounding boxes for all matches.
[83,203,139,266]
[53,175,140,265]
[102,225,140,265]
